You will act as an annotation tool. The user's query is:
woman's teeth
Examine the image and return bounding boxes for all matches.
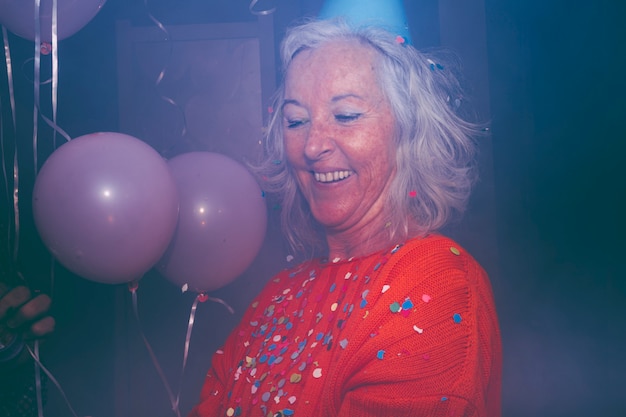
[314,170,352,183]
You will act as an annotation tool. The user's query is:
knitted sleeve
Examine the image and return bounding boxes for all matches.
[327,238,501,417]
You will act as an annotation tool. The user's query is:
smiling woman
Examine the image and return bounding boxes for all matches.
[189,18,501,417]
[281,40,397,256]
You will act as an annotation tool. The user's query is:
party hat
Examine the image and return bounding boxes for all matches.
[318,0,411,43]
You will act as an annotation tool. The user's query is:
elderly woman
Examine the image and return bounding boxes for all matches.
[190,19,501,417]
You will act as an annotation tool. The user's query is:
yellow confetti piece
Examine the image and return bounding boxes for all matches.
[331,302,338,312]
[290,373,302,383]
[450,247,461,255]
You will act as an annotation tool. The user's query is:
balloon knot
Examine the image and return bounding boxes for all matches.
[128,280,139,293]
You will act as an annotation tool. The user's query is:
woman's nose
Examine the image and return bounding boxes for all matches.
[304,119,334,161]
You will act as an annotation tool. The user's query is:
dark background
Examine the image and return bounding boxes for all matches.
[1,0,624,416]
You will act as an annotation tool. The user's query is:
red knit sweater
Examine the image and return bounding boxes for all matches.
[189,234,501,417]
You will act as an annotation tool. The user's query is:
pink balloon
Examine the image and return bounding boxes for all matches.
[32,132,179,284]
[157,152,267,293]
[0,0,106,42]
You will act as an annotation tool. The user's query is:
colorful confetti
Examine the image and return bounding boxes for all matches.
[212,238,474,415]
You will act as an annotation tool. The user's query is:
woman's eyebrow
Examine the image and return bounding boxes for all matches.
[282,99,302,110]
[332,93,365,103]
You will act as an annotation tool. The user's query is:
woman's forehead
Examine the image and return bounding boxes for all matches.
[285,40,380,93]
[289,39,377,69]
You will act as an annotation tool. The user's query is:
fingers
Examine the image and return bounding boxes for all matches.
[29,315,56,338]
[5,293,52,329]
[0,286,32,319]
[0,287,54,341]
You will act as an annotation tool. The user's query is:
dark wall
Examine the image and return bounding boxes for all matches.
[0,0,623,416]
[486,0,626,415]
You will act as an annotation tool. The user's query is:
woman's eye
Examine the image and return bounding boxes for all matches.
[335,113,361,123]
[285,119,306,129]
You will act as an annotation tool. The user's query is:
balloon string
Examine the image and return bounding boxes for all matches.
[27,342,81,417]
[1,28,12,251]
[174,293,234,408]
[31,0,71,145]
[33,341,44,417]
[11,142,18,261]
[2,26,19,262]
[143,0,187,138]
[33,0,41,174]
[129,282,182,417]
[175,294,200,409]
[249,0,277,16]
[206,295,235,315]
[51,0,59,147]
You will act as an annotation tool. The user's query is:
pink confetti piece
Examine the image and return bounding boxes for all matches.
[422,294,431,303]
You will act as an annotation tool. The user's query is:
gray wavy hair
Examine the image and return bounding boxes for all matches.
[255,18,483,255]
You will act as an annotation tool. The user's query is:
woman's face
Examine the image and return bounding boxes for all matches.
[282,40,397,238]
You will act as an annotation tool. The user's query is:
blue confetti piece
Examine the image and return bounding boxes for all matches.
[402,298,414,310]
[283,410,295,416]
[360,299,367,308]
[377,350,385,360]
[441,396,448,401]
[453,313,462,323]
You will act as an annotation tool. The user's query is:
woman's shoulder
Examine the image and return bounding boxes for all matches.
[394,234,481,269]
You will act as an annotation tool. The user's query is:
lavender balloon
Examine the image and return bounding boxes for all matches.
[33,132,179,284]
[0,0,106,42]
[157,152,267,293]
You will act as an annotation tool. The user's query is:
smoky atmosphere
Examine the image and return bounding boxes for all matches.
[0,1,624,416]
